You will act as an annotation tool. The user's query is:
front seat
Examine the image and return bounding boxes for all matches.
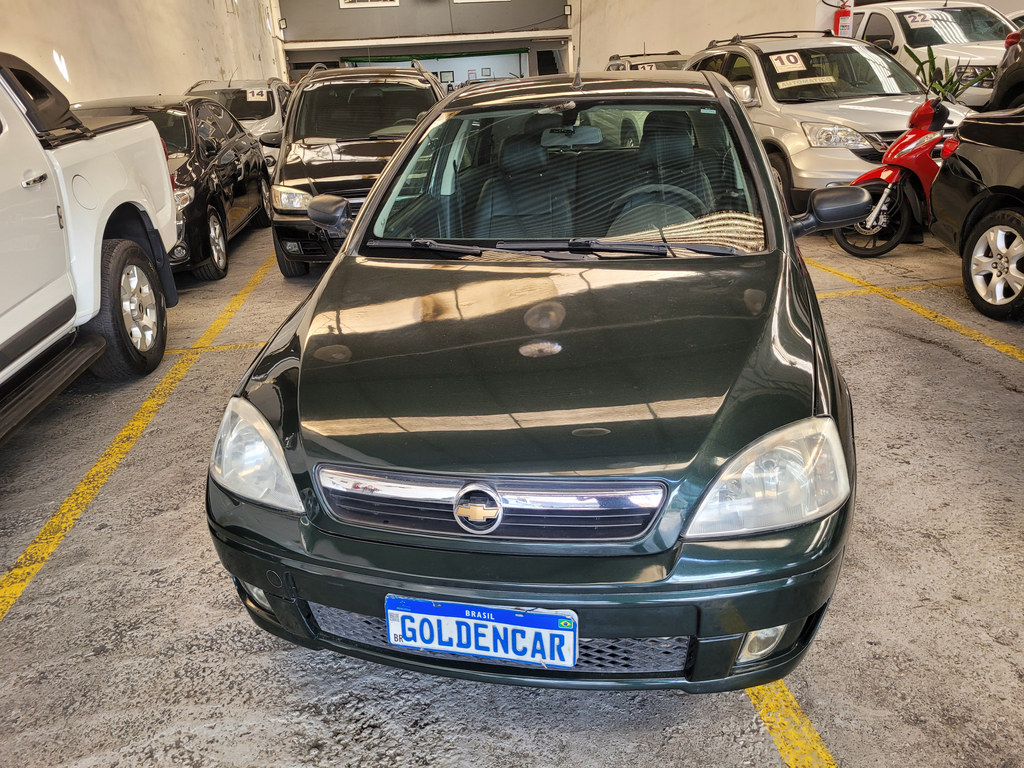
[472,136,572,239]
[638,111,714,205]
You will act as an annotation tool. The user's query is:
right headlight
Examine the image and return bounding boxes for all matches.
[272,184,312,212]
[210,397,304,515]
[802,122,872,149]
[684,417,850,539]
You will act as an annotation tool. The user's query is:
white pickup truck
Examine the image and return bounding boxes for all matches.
[0,53,178,446]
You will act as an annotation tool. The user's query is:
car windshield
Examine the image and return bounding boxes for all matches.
[897,7,1015,47]
[368,101,766,256]
[190,87,276,121]
[292,80,437,142]
[760,46,924,103]
[633,60,688,70]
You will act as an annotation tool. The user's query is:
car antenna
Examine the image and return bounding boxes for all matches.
[572,0,584,90]
[227,67,238,87]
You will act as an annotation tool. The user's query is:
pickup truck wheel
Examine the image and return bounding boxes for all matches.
[253,177,272,228]
[85,239,166,380]
[192,207,228,281]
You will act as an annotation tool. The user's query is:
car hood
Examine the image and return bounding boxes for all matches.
[910,41,1006,66]
[274,137,404,197]
[783,93,971,132]
[287,252,817,483]
[239,116,276,135]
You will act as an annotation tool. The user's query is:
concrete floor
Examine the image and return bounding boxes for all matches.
[0,226,1022,767]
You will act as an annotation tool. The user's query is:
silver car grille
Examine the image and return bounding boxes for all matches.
[315,467,666,542]
[309,603,691,675]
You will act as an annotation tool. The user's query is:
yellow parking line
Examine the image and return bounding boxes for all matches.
[0,253,276,623]
[806,258,1024,364]
[817,280,962,300]
[165,342,265,355]
[748,681,839,767]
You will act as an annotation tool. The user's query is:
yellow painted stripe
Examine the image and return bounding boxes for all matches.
[817,279,963,300]
[806,258,1024,364]
[165,342,266,355]
[0,253,276,623]
[748,681,839,767]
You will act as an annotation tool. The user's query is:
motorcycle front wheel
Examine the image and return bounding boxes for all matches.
[833,182,911,258]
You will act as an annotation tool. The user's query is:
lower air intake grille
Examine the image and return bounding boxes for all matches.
[309,603,691,675]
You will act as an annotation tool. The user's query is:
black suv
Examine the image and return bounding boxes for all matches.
[261,66,443,276]
[987,32,1024,110]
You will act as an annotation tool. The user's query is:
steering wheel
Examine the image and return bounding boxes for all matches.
[608,183,710,224]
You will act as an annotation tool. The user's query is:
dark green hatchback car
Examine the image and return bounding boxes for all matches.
[206,72,871,692]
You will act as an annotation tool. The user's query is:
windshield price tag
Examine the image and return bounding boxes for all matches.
[777,75,837,90]
[770,53,806,73]
[637,62,657,70]
[904,12,934,28]
[246,88,268,101]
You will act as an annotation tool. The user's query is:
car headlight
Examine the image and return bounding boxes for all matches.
[173,186,195,210]
[802,122,872,149]
[684,417,850,539]
[955,65,994,88]
[210,397,304,515]
[272,184,312,212]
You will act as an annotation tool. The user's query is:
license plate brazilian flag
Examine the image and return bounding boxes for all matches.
[385,595,578,668]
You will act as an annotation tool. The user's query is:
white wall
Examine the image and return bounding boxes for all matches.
[567,0,819,71]
[0,0,285,103]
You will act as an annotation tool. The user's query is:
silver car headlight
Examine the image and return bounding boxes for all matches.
[173,186,195,210]
[802,122,872,150]
[685,417,850,539]
[210,397,304,514]
[272,184,312,212]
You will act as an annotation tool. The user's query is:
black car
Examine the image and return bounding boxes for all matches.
[260,66,443,277]
[984,31,1024,111]
[76,96,271,281]
[206,72,873,691]
[931,108,1024,320]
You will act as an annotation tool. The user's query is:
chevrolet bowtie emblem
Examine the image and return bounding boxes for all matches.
[456,501,499,522]
[452,484,504,534]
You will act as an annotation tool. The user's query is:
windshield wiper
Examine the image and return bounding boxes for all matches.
[498,239,672,257]
[365,238,590,260]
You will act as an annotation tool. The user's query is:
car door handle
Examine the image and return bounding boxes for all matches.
[21,173,47,188]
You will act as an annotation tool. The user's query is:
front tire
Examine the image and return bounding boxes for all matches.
[192,207,228,281]
[767,152,794,214]
[833,182,911,258]
[84,239,167,380]
[961,209,1024,320]
[253,176,272,228]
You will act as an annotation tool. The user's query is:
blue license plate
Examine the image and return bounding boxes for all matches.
[384,595,578,668]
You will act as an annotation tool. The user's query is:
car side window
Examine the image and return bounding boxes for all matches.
[195,104,225,146]
[276,85,290,115]
[863,13,896,46]
[722,54,756,84]
[209,103,241,140]
[693,54,727,74]
[852,12,865,36]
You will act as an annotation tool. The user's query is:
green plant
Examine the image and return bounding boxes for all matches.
[904,45,994,102]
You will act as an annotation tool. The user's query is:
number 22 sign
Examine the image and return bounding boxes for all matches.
[770,53,805,73]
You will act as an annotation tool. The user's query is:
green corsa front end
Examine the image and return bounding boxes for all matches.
[206,71,856,692]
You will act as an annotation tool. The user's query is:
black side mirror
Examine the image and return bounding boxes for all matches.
[308,194,353,238]
[791,186,873,238]
[260,131,282,148]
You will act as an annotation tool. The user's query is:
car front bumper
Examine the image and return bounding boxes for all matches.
[206,480,850,692]
[271,205,361,263]
[168,205,210,273]
[788,146,880,201]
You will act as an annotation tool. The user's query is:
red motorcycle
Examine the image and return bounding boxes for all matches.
[834,98,950,258]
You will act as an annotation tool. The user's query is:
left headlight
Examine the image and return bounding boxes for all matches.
[174,186,195,210]
[684,417,850,539]
[210,397,304,515]
[802,122,872,150]
[272,184,312,212]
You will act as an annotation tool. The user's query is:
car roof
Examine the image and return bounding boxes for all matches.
[610,52,685,62]
[444,72,716,109]
[859,0,992,9]
[697,34,879,56]
[191,78,284,90]
[72,94,209,111]
[301,66,433,86]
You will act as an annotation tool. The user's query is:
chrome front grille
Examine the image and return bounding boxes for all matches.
[309,603,691,675]
[316,467,666,542]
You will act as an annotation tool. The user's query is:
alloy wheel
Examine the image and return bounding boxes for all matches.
[261,178,272,221]
[119,264,158,352]
[970,225,1024,305]
[209,213,227,270]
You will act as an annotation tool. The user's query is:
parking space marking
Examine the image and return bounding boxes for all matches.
[0,254,276,623]
[165,342,265,355]
[748,681,839,767]
[806,258,1024,363]
[816,280,961,300]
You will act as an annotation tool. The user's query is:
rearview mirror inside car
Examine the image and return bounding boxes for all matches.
[541,125,603,147]
[733,84,760,109]
[260,131,282,148]
[308,194,353,239]
[791,186,873,238]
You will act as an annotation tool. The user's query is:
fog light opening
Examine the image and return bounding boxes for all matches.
[737,624,788,664]
[172,245,187,259]
[241,580,273,612]
[283,241,302,255]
